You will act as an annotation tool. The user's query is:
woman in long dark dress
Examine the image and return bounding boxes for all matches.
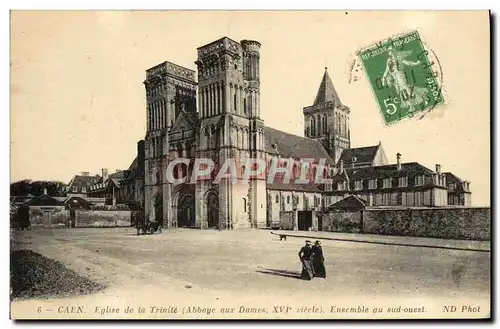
[312,240,326,278]
[298,240,314,280]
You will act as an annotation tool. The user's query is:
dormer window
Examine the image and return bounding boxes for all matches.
[354,180,363,190]
[352,157,357,162]
[272,143,278,151]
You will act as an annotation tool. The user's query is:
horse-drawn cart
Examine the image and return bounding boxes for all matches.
[136,215,163,235]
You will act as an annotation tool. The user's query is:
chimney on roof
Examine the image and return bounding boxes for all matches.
[81,171,89,176]
[339,160,344,172]
[102,168,109,183]
[396,153,402,171]
[116,169,122,173]
[43,188,48,195]
[435,164,441,174]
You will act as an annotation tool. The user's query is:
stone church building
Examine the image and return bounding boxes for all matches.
[140,36,471,231]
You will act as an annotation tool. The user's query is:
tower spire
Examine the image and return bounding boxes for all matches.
[313,67,342,106]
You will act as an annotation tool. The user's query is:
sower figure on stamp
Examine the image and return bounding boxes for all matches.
[312,240,326,278]
[298,240,314,281]
[382,46,429,113]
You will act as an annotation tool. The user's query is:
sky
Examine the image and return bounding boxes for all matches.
[10,11,490,206]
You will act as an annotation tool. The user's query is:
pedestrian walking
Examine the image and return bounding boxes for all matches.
[298,240,314,280]
[312,240,326,278]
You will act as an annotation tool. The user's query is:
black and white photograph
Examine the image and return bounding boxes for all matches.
[9,10,491,320]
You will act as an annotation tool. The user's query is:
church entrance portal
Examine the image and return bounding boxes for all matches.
[154,193,163,227]
[177,193,195,228]
[206,192,219,229]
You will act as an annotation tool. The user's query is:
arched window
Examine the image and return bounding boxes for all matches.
[343,115,346,136]
[317,116,321,136]
[233,90,237,112]
[323,115,327,134]
[275,194,279,203]
[311,117,316,136]
[287,195,291,204]
[243,198,247,213]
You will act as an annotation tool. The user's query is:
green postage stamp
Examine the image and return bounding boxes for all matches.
[359,30,444,125]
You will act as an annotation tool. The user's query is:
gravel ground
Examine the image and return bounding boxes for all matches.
[10,250,105,301]
[9,228,490,319]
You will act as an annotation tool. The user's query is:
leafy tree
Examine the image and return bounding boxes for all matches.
[10,180,32,196]
[10,180,67,197]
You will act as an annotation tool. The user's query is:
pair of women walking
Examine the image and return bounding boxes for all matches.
[298,240,326,280]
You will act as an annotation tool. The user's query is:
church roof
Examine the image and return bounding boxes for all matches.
[313,68,342,107]
[263,126,334,165]
[128,157,137,171]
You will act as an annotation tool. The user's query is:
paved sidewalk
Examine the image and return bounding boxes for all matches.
[269,230,490,252]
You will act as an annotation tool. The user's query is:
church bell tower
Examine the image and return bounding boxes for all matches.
[303,67,351,164]
[194,37,266,230]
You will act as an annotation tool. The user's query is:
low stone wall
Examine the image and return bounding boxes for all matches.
[321,212,362,233]
[29,207,68,227]
[75,210,132,228]
[279,211,295,230]
[363,207,491,241]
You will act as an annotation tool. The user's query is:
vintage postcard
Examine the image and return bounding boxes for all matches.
[10,11,491,320]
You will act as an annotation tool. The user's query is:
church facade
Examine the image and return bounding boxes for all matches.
[140,36,471,231]
[142,37,346,230]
